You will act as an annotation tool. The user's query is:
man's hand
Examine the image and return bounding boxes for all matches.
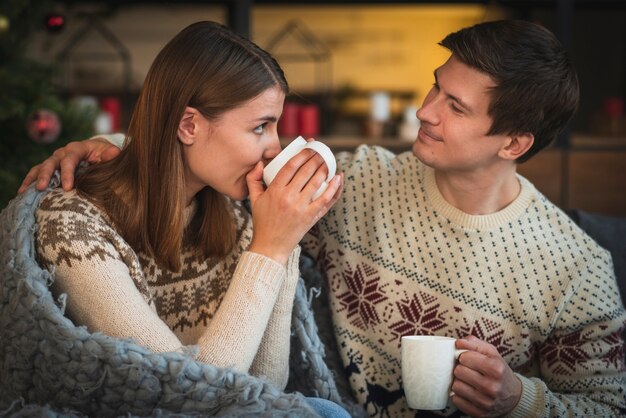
[451,335,522,417]
[18,137,121,193]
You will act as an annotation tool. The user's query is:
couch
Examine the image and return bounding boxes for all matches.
[0,180,623,416]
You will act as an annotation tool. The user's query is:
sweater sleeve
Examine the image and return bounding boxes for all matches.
[35,191,289,375]
[194,250,286,372]
[35,194,183,353]
[509,250,626,417]
[97,133,125,148]
[249,246,301,389]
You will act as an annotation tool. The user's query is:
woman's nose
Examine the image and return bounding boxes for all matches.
[264,135,283,163]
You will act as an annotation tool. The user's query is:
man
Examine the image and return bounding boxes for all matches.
[21,20,626,417]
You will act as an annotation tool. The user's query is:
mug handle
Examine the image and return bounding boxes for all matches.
[449,349,469,398]
[303,141,337,182]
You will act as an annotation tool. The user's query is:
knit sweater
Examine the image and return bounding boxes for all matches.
[302,145,626,417]
[35,188,300,390]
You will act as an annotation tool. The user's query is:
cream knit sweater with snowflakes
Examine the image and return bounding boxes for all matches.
[302,145,626,417]
[35,188,300,389]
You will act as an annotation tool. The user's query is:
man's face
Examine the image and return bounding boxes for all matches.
[412,55,511,174]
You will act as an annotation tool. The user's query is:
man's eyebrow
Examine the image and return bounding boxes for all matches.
[434,68,473,113]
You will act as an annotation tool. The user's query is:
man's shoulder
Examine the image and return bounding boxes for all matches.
[527,197,614,268]
[336,144,420,178]
[567,210,626,297]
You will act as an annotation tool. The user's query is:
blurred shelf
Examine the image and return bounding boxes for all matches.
[570,133,626,150]
[295,133,626,153]
[280,136,414,153]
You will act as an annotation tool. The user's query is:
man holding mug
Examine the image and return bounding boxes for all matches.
[20,20,626,417]
[301,20,625,417]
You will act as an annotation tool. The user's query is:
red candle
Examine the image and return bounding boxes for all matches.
[299,104,320,137]
[100,96,121,131]
[279,102,300,137]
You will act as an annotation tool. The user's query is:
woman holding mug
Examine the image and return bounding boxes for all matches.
[32,21,344,415]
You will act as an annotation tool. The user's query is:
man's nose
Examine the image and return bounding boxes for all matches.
[416,98,438,125]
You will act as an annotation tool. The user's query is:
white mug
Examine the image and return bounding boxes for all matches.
[263,136,336,200]
[401,335,467,410]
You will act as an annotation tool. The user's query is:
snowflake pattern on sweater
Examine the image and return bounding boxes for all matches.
[302,145,626,418]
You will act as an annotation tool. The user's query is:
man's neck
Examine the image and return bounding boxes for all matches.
[433,165,521,216]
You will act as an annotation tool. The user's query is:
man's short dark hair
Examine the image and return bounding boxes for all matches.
[440,20,579,163]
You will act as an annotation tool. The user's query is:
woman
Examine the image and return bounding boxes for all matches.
[33,21,345,415]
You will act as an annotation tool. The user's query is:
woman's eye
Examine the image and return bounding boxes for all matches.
[450,104,462,113]
[253,123,267,134]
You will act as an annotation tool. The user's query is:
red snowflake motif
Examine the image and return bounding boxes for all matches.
[540,329,593,375]
[601,332,626,371]
[459,317,515,358]
[336,263,388,330]
[389,292,448,344]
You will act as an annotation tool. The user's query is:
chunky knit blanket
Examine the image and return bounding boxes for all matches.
[0,179,362,417]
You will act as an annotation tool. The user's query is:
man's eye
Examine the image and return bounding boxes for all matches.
[450,104,463,113]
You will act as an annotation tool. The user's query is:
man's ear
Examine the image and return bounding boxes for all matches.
[499,133,534,161]
[178,107,200,145]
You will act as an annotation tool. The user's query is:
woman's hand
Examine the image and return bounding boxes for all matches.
[18,137,121,193]
[246,149,342,265]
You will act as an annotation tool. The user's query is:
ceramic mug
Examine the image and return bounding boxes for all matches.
[401,335,467,410]
[263,136,336,200]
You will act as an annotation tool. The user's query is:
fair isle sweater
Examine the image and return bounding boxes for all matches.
[35,188,300,390]
[302,145,626,418]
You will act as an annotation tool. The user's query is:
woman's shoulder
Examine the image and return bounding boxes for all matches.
[35,187,138,271]
[36,187,111,234]
[38,188,104,218]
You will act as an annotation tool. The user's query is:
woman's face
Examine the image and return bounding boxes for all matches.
[182,86,285,201]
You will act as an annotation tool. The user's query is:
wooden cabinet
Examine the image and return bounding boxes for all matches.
[566,151,626,217]
[516,148,626,217]
[516,149,564,206]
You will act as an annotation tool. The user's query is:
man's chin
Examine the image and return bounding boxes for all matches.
[412,142,439,170]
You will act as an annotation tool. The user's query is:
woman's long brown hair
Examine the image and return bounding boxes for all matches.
[75,21,288,271]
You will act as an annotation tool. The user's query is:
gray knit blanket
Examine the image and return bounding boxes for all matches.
[0,179,362,417]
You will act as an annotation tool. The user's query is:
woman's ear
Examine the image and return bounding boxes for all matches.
[499,133,534,161]
[178,107,199,145]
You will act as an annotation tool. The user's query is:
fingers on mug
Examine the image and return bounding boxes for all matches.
[263,136,336,200]
[448,348,468,398]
